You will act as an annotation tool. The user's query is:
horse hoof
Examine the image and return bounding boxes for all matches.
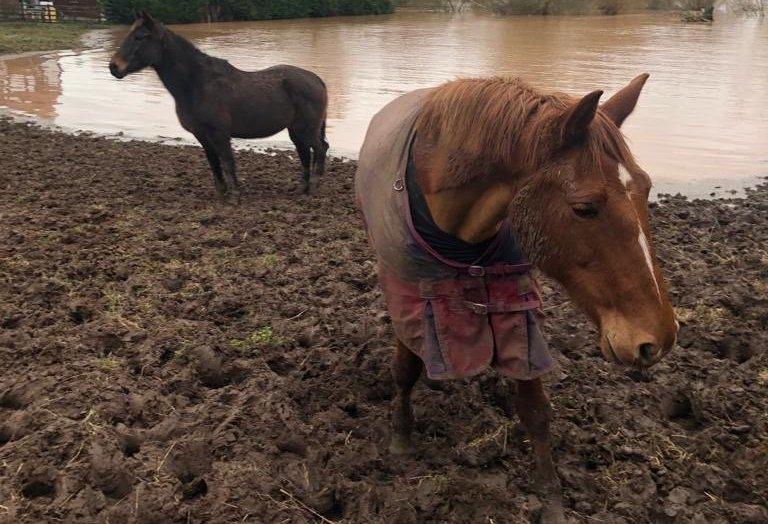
[225,191,241,206]
[540,501,566,524]
[388,435,414,455]
[300,180,317,196]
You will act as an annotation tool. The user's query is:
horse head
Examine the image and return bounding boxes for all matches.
[109,11,166,79]
[508,75,678,368]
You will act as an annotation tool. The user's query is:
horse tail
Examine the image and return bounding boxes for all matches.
[318,86,328,160]
[313,116,328,177]
[321,118,327,144]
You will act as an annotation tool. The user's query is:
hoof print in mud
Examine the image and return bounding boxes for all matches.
[0,389,28,410]
[659,388,704,428]
[181,477,208,500]
[90,442,134,499]
[165,440,213,501]
[276,435,308,457]
[19,468,57,499]
[0,425,13,446]
[192,347,243,388]
[117,430,142,458]
[67,301,95,324]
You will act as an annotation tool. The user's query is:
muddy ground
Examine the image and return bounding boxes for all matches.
[0,118,766,523]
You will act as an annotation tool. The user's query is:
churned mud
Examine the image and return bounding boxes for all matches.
[0,118,766,523]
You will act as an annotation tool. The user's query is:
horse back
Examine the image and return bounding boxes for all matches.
[356,88,441,279]
[264,64,327,113]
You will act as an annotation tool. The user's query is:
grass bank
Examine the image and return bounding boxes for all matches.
[0,22,104,55]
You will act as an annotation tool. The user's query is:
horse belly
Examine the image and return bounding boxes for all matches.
[230,94,294,139]
[230,119,285,139]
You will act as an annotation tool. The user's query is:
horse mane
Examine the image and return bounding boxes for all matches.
[158,27,234,74]
[165,29,212,63]
[414,77,641,186]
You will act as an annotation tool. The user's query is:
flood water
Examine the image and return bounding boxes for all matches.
[1,11,766,196]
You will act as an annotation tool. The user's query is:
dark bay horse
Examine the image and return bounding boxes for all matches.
[356,74,678,522]
[109,12,328,199]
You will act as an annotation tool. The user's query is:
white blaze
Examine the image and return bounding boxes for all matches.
[619,163,662,301]
[618,164,632,188]
[637,221,661,299]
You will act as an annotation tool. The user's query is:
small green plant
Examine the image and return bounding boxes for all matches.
[103,288,124,316]
[258,254,279,268]
[229,326,281,352]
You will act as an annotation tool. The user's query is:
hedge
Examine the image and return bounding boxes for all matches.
[101,0,394,23]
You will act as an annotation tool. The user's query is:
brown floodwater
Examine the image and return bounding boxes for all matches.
[1,11,766,196]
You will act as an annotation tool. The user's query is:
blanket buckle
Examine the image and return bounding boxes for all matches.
[468,265,485,277]
[465,301,488,315]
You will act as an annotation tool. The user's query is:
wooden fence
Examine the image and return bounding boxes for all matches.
[0,0,103,21]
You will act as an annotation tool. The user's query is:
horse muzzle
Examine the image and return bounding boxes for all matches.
[109,54,129,79]
[595,302,678,368]
[599,326,677,369]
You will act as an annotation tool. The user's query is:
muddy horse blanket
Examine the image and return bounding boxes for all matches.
[355,89,555,380]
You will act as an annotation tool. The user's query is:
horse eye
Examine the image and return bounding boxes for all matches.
[572,203,599,219]
[135,32,149,40]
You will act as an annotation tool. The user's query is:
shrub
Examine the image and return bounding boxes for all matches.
[674,0,715,8]
[483,0,596,15]
[101,0,394,24]
[101,0,207,23]
[476,0,675,14]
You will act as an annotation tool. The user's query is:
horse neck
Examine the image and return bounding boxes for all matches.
[153,32,206,101]
[413,136,525,243]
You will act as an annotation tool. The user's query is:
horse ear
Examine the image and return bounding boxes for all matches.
[601,73,650,127]
[143,12,156,27]
[141,12,164,34]
[561,90,603,146]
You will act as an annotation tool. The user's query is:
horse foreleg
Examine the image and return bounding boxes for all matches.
[390,339,422,455]
[514,378,565,524]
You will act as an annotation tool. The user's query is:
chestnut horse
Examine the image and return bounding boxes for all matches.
[356,75,677,522]
[109,12,328,199]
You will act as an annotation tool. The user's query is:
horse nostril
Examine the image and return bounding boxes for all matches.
[637,343,656,364]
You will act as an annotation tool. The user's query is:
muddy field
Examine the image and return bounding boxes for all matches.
[0,118,766,523]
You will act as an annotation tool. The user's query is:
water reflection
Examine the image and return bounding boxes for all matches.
[0,54,62,119]
[1,11,766,196]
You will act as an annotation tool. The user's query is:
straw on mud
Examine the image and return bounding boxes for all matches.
[222,501,252,521]
[65,440,86,467]
[156,441,177,474]
[278,488,337,524]
[287,309,307,320]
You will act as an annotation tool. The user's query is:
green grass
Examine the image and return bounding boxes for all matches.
[230,326,282,353]
[0,21,105,55]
